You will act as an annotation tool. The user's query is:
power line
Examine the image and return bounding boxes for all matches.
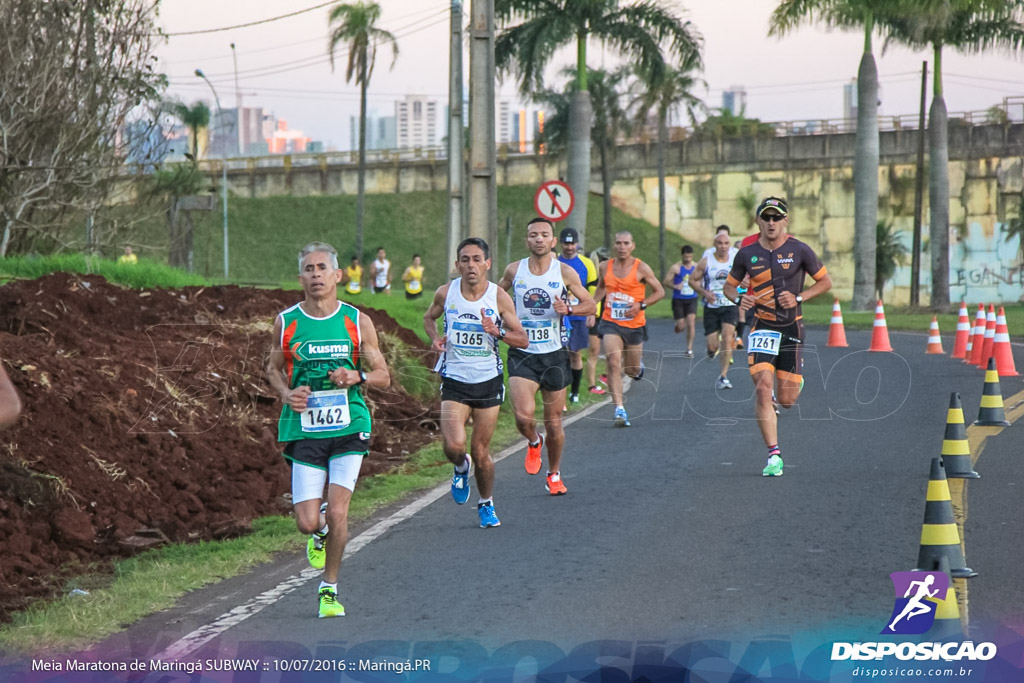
[162,1,337,37]
[168,8,449,82]
[174,4,446,63]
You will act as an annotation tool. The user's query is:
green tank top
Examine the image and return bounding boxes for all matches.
[276,301,371,442]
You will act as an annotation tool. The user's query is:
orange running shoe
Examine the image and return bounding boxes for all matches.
[545,472,567,495]
[524,434,543,475]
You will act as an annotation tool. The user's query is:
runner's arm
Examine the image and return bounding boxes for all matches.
[591,261,607,306]
[352,313,391,388]
[492,287,529,349]
[662,264,680,290]
[638,261,665,307]
[422,284,449,353]
[267,314,311,412]
[496,261,517,292]
[0,361,22,429]
[778,270,832,309]
[402,266,412,282]
[556,263,596,316]
[689,258,710,301]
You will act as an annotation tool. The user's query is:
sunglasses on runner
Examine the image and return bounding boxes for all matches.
[760,214,786,223]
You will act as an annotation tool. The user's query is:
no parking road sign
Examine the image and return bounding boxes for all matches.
[533,180,574,223]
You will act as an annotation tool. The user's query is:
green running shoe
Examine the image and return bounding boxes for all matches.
[318,586,345,618]
[307,533,326,569]
[762,454,784,477]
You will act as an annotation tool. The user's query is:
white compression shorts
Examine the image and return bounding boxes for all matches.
[291,454,363,503]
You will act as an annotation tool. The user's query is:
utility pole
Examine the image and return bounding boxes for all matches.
[196,69,230,279]
[468,0,496,256]
[911,60,928,307]
[231,43,243,156]
[447,0,464,276]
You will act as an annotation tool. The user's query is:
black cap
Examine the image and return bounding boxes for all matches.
[559,227,579,244]
[756,197,788,217]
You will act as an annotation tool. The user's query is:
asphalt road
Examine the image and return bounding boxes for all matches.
[28,320,1024,682]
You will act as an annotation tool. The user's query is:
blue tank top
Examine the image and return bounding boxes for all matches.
[673,264,697,300]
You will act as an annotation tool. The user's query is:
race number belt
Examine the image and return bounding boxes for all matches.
[301,389,351,432]
[450,320,487,355]
[608,293,635,321]
[747,329,782,356]
[521,318,556,344]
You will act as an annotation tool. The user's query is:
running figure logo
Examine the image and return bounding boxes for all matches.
[881,571,948,635]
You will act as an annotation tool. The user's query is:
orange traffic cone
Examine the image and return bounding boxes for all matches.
[826,299,848,347]
[977,305,996,368]
[992,307,1019,377]
[925,316,944,354]
[967,304,986,365]
[951,301,970,359]
[869,300,893,352]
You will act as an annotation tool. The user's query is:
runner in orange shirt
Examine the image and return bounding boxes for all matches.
[592,231,664,427]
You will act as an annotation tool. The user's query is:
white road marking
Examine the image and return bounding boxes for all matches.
[153,397,611,660]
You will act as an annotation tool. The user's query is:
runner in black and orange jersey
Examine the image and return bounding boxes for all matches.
[723,197,832,477]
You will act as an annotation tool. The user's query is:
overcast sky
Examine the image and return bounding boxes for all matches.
[157,0,1024,149]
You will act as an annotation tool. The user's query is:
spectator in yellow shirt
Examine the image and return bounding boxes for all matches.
[118,246,138,265]
[402,254,425,300]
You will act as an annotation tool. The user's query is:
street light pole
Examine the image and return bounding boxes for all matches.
[195,68,230,280]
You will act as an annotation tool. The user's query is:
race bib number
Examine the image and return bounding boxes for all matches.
[301,389,351,432]
[747,330,782,356]
[608,292,635,321]
[450,320,486,351]
[680,281,694,297]
[409,279,420,291]
[521,319,555,343]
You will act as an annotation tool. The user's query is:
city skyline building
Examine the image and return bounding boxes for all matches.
[395,94,439,149]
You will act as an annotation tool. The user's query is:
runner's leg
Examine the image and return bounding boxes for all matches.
[623,343,644,379]
[540,387,567,472]
[751,367,778,447]
[603,333,626,407]
[439,400,472,466]
[508,376,542,443]
[468,405,501,499]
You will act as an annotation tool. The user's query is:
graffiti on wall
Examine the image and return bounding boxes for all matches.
[890,222,1023,304]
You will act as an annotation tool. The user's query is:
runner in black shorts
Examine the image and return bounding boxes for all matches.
[424,238,528,527]
[723,197,832,477]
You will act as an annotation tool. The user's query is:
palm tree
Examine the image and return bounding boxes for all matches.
[633,55,706,277]
[496,0,702,248]
[875,219,910,298]
[171,100,211,161]
[880,0,1024,310]
[770,0,908,311]
[536,66,632,250]
[328,1,398,262]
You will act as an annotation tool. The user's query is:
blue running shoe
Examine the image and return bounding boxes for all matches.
[451,465,470,505]
[477,502,501,528]
[613,406,631,427]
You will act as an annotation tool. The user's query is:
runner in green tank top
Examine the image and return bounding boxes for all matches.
[267,241,390,619]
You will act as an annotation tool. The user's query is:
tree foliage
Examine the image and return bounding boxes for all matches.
[875,220,910,296]
[0,0,166,256]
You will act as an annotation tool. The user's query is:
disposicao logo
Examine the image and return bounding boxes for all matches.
[882,571,947,635]
[830,570,997,663]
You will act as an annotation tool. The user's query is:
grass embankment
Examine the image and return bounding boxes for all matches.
[127,186,690,285]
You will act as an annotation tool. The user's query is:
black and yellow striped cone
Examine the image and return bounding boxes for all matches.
[926,556,964,641]
[942,393,980,479]
[915,458,977,578]
[974,358,1011,427]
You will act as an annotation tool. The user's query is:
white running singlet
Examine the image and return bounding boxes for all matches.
[439,279,503,383]
[511,257,566,355]
[373,259,390,288]
[703,247,738,309]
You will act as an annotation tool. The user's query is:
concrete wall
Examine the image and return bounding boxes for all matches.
[178,123,1024,303]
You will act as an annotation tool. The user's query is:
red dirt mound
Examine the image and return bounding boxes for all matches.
[0,273,440,621]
